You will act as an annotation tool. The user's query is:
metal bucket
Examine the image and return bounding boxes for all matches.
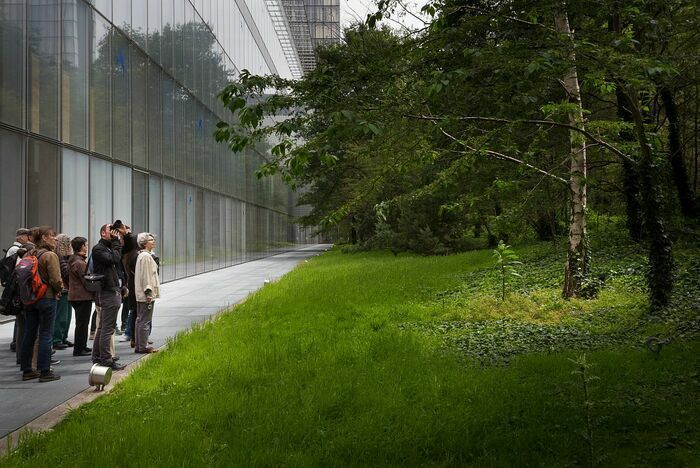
[88,363,113,391]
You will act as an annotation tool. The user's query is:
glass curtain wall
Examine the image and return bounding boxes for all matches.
[0,0,301,284]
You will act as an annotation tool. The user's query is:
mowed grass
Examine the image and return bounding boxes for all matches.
[2,247,699,467]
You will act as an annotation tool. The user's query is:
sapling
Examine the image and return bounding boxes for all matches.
[492,240,522,301]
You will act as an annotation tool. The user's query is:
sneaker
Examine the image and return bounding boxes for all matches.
[22,371,40,381]
[39,371,61,382]
[119,335,131,342]
[63,341,74,347]
[51,359,61,366]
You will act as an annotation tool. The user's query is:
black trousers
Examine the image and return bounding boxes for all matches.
[70,300,93,354]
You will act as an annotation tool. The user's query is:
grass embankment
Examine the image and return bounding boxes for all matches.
[3,243,699,466]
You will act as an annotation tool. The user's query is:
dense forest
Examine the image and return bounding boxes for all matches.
[216,0,700,308]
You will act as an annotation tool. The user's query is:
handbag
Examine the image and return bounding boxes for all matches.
[83,255,104,293]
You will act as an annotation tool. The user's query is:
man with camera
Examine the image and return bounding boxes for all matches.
[90,223,128,370]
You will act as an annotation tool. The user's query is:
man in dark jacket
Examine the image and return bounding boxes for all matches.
[91,224,126,370]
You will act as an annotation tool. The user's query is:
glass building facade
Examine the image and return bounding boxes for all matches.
[0,0,312,282]
[281,0,340,73]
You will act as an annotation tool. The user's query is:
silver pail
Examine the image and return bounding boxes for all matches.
[88,363,113,390]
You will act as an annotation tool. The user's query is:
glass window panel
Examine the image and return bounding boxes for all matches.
[112,164,132,226]
[0,129,25,248]
[90,11,111,156]
[147,0,161,63]
[175,182,187,278]
[174,0,184,82]
[0,3,25,127]
[27,139,59,229]
[162,178,175,281]
[204,191,212,271]
[148,175,161,244]
[62,0,89,148]
[131,0,147,50]
[147,61,162,172]
[112,30,131,162]
[132,170,148,234]
[195,189,204,273]
[112,0,130,33]
[220,197,226,266]
[161,0,174,72]
[28,0,60,139]
[161,75,175,176]
[89,157,112,248]
[61,148,89,239]
[211,194,219,269]
[186,185,195,276]
[132,47,148,168]
[92,0,111,22]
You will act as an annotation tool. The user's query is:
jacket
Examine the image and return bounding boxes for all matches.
[67,254,93,302]
[33,248,63,298]
[134,250,161,302]
[91,238,123,292]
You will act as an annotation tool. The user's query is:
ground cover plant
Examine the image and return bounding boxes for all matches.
[2,240,699,467]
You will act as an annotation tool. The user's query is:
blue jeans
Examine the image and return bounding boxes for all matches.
[21,297,57,373]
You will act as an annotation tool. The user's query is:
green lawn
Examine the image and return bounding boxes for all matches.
[3,243,699,467]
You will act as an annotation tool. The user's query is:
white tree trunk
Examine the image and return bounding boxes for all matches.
[555,10,589,298]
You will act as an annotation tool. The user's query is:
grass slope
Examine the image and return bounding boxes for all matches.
[3,245,699,467]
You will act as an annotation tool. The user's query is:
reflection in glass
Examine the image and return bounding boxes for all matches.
[0,129,24,246]
[90,11,111,156]
[147,61,162,172]
[132,48,148,168]
[28,0,60,139]
[0,3,25,127]
[62,0,89,148]
[112,31,131,162]
[27,139,59,228]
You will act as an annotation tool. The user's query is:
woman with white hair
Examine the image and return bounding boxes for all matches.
[134,232,160,353]
[52,233,73,350]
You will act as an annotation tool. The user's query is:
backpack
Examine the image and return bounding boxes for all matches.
[0,268,22,316]
[0,249,18,286]
[15,250,49,305]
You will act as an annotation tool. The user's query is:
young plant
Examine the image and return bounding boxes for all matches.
[492,240,521,301]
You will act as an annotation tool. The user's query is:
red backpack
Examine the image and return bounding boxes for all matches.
[15,250,48,305]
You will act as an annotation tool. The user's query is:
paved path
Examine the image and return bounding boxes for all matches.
[0,244,330,438]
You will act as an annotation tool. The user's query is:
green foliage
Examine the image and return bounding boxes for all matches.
[3,244,699,466]
[493,241,522,301]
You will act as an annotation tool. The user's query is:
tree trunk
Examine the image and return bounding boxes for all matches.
[555,11,589,299]
[615,88,644,240]
[625,88,675,309]
[660,86,696,217]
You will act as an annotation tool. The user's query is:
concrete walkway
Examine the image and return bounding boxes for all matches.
[0,244,330,439]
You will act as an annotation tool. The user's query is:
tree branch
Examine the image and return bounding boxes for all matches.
[409,113,635,164]
[437,125,568,184]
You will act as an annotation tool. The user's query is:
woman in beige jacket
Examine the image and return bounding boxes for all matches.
[134,233,160,354]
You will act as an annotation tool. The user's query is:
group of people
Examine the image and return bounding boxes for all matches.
[0,221,162,382]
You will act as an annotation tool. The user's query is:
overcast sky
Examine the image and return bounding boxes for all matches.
[340,0,427,30]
